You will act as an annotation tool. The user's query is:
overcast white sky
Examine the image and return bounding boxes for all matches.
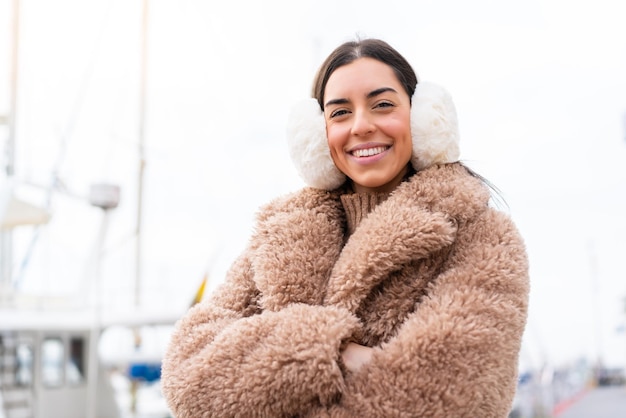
[1,0,626,369]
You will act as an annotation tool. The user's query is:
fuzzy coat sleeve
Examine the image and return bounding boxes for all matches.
[306,209,529,418]
[160,248,362,418]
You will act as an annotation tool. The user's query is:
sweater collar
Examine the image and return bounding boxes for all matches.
[339,192,390,236]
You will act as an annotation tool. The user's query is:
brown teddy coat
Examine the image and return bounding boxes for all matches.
[161,163,530,418]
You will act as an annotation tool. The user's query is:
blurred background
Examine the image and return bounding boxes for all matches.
[1,0,625,417]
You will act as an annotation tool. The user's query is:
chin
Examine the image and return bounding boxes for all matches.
[349,167,409,193]
[349,179,392,193]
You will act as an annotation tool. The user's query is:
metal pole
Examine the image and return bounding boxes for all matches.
[85,209,111,418]
[588,239,604,385]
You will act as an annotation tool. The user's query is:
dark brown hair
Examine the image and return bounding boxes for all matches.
[311,38,418,110]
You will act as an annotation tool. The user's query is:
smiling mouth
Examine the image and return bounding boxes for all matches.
[351,146,390,158]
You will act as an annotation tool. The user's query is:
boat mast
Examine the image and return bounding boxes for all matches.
[5,0,18,180]
[0,0,20,300]
[135,0,149,310]
[127,3,150,413]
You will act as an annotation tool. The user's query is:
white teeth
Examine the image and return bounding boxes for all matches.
[352,146,388,157]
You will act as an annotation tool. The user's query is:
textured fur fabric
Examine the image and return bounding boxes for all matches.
[161,163,529,418]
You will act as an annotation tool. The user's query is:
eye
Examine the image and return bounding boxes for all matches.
[374,101,394,109]
[329,108,350,119]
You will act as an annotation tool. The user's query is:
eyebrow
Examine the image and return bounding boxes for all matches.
[324,87,398,108]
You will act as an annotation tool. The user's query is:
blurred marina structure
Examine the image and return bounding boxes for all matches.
[0,1,186,416]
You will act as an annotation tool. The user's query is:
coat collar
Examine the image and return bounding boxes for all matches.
[252,163,490,313]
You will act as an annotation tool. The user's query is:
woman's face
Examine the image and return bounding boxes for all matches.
[323,57,412,194]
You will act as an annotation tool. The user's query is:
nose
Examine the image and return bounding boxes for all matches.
[350,109,375,136]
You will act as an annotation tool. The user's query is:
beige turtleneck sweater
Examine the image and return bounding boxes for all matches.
[339,166,416,235]
[340,192,390,236]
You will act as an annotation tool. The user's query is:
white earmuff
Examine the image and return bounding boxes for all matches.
[286,82,460,190]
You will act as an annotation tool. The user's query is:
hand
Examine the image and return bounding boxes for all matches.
[341,342,374,372]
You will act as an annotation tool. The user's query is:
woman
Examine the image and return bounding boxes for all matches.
[161,38,529,418]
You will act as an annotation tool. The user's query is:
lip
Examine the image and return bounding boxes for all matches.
[347,142,390,152]
[346,143,391,164]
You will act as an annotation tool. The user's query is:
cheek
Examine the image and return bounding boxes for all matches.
[384,118,412,146]
[325,126,345,154]
[384,113,412,138]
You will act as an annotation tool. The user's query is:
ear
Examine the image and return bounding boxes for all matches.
[410,82,461,170]
[286,98,346,190]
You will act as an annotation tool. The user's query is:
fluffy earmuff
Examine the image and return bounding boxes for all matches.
[286,98,346,190]
[409,82,460,171]
[286,82,460,190]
